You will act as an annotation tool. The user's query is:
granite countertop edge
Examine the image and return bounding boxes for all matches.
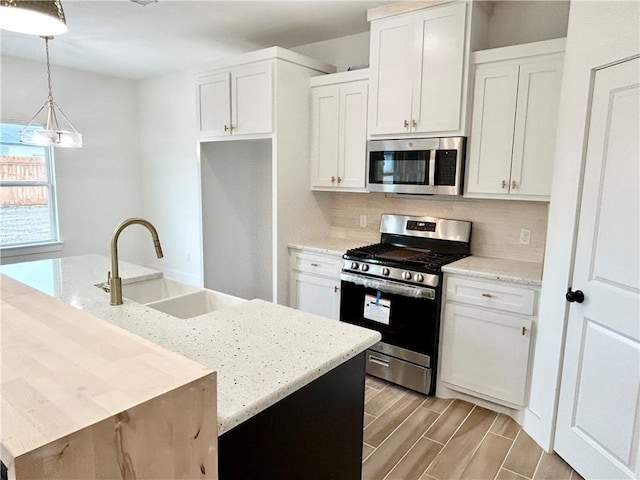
[442,256,543,287]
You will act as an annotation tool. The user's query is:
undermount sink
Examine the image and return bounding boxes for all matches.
[95,275,246,318]
[95,276,200,304]
[145,289,247,319]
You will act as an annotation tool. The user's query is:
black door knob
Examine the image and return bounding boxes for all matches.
[566,288,585,303]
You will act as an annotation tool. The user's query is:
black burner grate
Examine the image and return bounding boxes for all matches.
[345,243,468,273]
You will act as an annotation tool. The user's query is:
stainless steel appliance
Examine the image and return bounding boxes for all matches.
[367,137,465,195]
[339,214,472,395]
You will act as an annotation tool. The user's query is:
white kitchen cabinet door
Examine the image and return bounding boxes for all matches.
[198,72,231,137]
[368,14,415,136]
[231,63,273,136]
[291,272,340,321]
[310,85,340,189]
[441,302,532,406]
[413,2,467,134]
[338,81,368,189]
[510,58,564,197]
[466,64,520,195]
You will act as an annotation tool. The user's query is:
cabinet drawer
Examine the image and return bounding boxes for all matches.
[291,251,342,278]
[446,276,536,315]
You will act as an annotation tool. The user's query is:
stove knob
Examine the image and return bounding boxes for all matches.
[402,271,412,280]
[415,274,424,283]
[361,264,369,272]
[350,262,359,270]
[381,267,390,276]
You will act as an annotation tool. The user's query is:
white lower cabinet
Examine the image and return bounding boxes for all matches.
[289,249,342,320]
[440,274,537,407]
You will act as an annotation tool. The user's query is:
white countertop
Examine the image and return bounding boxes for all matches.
[288,237,367,257]
[0,254,380,435]
[442,256,543,286]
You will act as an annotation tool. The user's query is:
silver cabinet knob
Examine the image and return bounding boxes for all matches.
[415,274,424,283]
[402,271,412,280]
[381,267,390,276]
[350,262,359,270]
[361,264,369,272]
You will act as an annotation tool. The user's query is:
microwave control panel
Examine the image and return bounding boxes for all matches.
[435,149,458,186]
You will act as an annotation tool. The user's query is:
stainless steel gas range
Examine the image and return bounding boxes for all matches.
[339,214,472,395]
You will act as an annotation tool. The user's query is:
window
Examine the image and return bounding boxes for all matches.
[0,122,60,250]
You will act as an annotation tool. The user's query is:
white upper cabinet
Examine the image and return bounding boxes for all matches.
[197,62,273,139]
[310,70,368,191]
[465,39,565,201]
[197,72,231,137]
[368,2,475,137]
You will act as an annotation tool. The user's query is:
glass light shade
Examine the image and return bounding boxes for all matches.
[21,128,82,148]
[0,1,67,36]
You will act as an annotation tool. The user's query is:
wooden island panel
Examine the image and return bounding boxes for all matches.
[1,275,217,479]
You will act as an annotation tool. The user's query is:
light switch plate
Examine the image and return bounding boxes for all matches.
[519,229,531,245]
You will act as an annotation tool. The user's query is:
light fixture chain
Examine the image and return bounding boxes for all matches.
[44,36,54,101]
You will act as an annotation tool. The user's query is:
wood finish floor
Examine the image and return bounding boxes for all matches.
[362,377,583,480]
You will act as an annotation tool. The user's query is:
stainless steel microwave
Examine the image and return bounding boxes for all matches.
[367,137,465,195]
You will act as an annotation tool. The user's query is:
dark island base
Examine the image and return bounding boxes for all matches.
[218,352,366,479]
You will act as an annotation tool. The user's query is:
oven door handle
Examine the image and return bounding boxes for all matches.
[340,272,436,300]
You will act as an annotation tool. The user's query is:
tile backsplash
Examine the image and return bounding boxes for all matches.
[327,193,549,264]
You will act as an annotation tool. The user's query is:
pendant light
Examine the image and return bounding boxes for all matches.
[0,0,67,36]
[20,36,82,148]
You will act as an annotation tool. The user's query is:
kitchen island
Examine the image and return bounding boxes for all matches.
[1,255,380,479]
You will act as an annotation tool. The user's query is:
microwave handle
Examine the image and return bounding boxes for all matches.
[429,149,436,187]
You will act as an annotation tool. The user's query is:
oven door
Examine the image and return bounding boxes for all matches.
[339,272,438,362]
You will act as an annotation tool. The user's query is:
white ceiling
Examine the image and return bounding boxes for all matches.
[0,0,391,80]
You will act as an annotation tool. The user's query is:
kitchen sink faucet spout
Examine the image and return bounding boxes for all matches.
[109,217,163,305]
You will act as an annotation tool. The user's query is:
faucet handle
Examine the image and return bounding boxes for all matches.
[102,272,112,293]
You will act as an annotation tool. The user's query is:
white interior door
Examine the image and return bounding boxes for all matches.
[554,56,640,479]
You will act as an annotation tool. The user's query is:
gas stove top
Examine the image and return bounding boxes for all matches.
[341,214,472,288]
[344,243,468,272]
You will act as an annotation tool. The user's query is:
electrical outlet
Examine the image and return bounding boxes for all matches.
[519,229,531,245]
[359,215,367,228]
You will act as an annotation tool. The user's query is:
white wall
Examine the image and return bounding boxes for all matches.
[200,140,272,300]
[0,55,146,266]
[138,71,203,285]
[291,31,370,72]
[488,1,570,48]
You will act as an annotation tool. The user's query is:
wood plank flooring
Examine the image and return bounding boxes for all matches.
[362,377,583,480]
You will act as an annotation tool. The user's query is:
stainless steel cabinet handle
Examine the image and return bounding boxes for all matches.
[334,285,339,293]
[310,263,320,267]
[369,355,390,368]
[224,125,229,132]
[501,180,507,189]
[482,293,492,298]
[412,119,417,128]
[337,176,342,184]
[512,180,518,189]
[403,119,409,128]
[331,176,336,183]
[522,326,528,336]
